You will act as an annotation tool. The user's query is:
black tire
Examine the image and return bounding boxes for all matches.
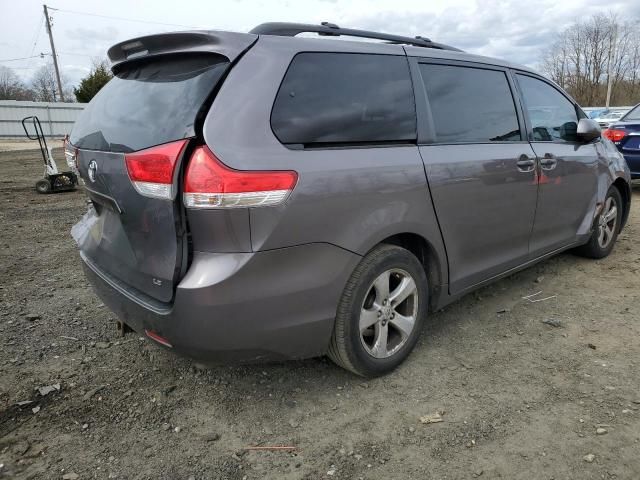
[35,179,51,194]
[574,186,623,259]
[327,244,428,377]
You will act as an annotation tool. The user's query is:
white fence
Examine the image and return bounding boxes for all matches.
[0,100,86,138]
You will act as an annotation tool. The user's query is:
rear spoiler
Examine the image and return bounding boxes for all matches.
[107,31,258,71]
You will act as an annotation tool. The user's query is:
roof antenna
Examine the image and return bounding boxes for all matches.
[414,35,432,43]
[319,21,340,36]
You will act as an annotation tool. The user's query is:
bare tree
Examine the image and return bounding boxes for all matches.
[540,14,640,106]
[0,66,34,100]
[30,63,74,102]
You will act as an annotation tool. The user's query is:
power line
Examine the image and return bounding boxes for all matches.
[25,17,46,71]
[27,16,45,59]
[6,65,46,70]
[48,6,201,29]
[0,55,44,62]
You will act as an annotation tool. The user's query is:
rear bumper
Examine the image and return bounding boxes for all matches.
[622,152,640,178]
[81,243,360,363]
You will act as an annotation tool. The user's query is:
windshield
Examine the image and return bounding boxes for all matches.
[623,105,640,121]
[70,54,228,152]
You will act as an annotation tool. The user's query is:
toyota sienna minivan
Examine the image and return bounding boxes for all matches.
[69,22,632,377]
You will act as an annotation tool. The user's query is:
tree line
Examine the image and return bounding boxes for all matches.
[541,14,639,107]
[0,60,112,103]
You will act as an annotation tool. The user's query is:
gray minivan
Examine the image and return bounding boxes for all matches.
[69,23,632,377]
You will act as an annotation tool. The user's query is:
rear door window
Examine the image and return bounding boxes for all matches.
[271,53,416,146]
[70,54,228,152]
[515,74,579,142]
[419,63,521,143]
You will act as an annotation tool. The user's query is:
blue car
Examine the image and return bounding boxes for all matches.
[588,108,610,119]
[605,103,640,179]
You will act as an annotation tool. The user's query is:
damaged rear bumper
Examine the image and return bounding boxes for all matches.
[80,243,360,363]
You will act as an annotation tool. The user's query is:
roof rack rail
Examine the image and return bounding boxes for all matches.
[249,22,463,52]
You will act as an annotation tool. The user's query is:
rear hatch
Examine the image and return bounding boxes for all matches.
[70,31,256,303]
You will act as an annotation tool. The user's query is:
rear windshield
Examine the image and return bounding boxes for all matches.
[70,54,228,153]
[623,105,640,121]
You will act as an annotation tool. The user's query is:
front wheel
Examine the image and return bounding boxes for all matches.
[35,178,51,194]
[327,244,428,377]
[574,186,623,259]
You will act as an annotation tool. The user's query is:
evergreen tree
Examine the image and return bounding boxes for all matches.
[74,61,112,103]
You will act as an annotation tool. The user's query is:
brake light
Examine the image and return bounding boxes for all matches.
[63,138,78,171]
[125,139,188,199]
[183,146,298,208]
[603,128,627,142]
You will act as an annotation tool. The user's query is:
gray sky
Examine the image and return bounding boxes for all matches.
[1,0,638,87]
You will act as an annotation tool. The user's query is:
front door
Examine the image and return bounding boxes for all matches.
[514,73,600,256]
[415,61,538,294]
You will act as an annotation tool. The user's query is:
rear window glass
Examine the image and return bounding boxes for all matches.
[271,53,416,146]
[623,104,640,121]
[70,54,228,152]
[419,64,521,143]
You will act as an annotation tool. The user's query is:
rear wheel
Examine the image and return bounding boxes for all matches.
[35,178,51,194]
[328,244,428,377]
[575,186,622,259]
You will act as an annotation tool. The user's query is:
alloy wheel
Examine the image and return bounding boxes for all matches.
[359,268,419,359]
[597,196,618,249]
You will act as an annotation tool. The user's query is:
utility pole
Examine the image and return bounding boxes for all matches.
[605,23,617,109]
[43,4,64,102]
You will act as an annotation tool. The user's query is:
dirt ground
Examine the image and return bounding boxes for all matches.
[0,146,639,480]
[0,141,47,152]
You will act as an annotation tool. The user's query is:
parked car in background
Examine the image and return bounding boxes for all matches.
[604,103,640,179]
[594,110,626,128]
[69,22,632,377]
[585,107,609,119]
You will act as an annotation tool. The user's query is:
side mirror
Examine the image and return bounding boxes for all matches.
[577,118,601,142]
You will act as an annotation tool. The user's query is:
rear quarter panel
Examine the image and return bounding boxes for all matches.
[202,36,448,286]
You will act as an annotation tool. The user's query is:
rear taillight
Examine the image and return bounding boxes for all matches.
[183,146,298,208]
[63,139,78,171]
[603,128,627,142]
[125,139,188,199]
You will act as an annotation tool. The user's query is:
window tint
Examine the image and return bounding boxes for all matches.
[624,104,640,121]
[70,54,228,152]
[271,53,415,146]
[516,74,579,142]
[419,64,521,143]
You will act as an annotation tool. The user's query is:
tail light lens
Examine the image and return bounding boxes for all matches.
[603,128,627,142]
[183,146,298,208]
[63,138,78,171]
[125,139,188,199]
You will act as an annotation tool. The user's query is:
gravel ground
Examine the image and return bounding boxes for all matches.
[1,147,639,480]
[0,140,53,152]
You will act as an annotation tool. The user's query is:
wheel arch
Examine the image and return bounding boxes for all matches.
[374,232,444,312]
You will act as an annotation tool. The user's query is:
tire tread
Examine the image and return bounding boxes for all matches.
[327,244,425,376]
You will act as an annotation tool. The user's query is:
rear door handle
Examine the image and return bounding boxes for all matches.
[516,155,535,172]
[540,154,557,170]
